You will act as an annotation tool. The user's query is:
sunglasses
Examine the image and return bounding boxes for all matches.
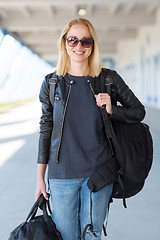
[66,36,94,48]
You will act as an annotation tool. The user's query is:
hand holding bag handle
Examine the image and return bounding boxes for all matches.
[15,194,52,232]
[26,193,56,233]
[26,193,51,220]
[26,194,48,221]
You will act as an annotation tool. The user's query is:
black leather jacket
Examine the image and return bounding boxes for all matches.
[37,68,145,164]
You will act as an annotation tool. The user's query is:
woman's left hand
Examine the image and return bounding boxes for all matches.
[95,93,112,114]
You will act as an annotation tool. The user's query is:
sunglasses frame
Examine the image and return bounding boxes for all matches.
[66,36,94,48]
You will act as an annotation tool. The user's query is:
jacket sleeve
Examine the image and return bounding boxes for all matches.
[110,70,146,123]
[37,74,53,164]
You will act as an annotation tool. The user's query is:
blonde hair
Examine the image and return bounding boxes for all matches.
[56,18,101,77]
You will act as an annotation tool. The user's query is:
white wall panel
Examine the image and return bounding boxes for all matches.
[115,18,160,109]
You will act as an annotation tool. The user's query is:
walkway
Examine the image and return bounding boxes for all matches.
[0,100,159,240]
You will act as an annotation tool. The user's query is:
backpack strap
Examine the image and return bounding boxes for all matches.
[49,72,57,106]
[100,69,127,208]
[82,191,97,239]
[100,69,125,171]
[47,72,57,196]
[102,198,112,236]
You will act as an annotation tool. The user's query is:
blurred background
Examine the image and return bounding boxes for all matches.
[0,0,160,239]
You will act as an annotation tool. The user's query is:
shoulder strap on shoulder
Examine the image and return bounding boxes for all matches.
[100,68,113,96]
[49,72,57,106]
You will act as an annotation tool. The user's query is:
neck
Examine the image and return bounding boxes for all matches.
[68,61,89,76]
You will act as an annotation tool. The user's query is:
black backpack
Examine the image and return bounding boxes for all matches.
[87,69,153,207]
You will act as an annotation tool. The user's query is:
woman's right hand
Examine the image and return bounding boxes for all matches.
[36,163,48,200]
[36,179,48,200]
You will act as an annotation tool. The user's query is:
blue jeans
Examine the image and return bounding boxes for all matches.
[49,178,113,240]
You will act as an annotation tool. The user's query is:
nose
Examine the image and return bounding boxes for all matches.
[76,41,83,48]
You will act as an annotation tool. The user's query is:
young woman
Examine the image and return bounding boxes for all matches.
[36,18,145,240]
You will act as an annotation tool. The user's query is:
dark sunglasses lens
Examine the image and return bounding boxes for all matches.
[66,37,93,48]
[81,38,93,48]
[67,38,78,47]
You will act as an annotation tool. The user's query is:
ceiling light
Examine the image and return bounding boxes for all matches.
[78,8,87,16]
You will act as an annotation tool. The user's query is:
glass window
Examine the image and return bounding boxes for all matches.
[0,31,54,103]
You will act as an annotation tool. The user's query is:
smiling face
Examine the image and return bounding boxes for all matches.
[65,23,93,65]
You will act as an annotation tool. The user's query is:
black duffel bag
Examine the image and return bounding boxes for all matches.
[8,194,63,240]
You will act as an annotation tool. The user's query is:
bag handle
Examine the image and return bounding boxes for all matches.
[25,193,51,222]
[24,193,56,235]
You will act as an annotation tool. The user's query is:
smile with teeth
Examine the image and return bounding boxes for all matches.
[73,51,85,55]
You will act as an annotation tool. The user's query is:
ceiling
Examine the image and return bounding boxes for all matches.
[0,0,160,65]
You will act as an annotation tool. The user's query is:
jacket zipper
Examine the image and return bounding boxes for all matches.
[87,80,96,96]
[56,84,72,163]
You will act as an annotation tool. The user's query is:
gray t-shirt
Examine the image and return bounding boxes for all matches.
[48,74,112,179]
